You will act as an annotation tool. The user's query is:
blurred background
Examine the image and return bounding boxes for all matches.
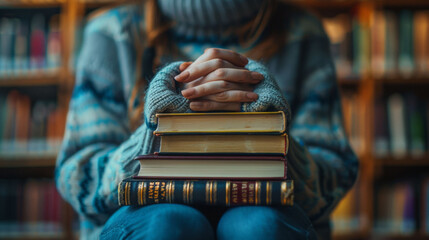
[0,0,428,239]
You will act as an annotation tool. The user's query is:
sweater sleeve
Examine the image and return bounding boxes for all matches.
[54,29,156,225]
[287,34,359,224]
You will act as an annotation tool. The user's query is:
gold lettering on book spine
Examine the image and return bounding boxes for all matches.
[166,181,171,203]
[213,182,217,205]
[171,181,175,202]
[190,182,194,204]
[231,183,238,204]
[125,182,130,205]
[143,182,147,205]
[255,182,261,205]
[205,181,210,205]
[210,181,214,205]
[281,181,287,205]
[266,182,272,205]
[183,181,189,204]
[138,182,143,205]
[226,181,230,206]
[248,183,255,204]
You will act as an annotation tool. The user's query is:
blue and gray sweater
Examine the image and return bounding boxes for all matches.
[55,3,358,239]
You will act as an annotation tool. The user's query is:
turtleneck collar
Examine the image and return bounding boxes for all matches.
[157,0,264,43]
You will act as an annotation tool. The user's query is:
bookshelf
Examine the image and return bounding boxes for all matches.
[295,0,429,240]
[1,0,428,239]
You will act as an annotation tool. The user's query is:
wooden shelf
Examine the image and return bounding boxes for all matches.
[0,233,64,240]
[0,73,62,87]
[285,0,362,9]
[0,0,64,8]
[0,154,57,168]
[375,155,429,167]
[372,233,429,240]
[333,230,370,240]
[78,0,128,9]
[378,76,429,85]
[285,0,429,8]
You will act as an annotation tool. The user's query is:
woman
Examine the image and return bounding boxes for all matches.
[55,0,358,239]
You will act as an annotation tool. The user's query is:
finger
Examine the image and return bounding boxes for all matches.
[179,61,193,71]
[202,68,264,84]
[190,101,241,112]
[182,80,253,99]
[175,58,241,83]
[201,90,259,103]
[193,48,248,68]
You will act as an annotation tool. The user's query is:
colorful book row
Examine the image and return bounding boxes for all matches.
[0,179,63,234]
[0,91,65,155]
[323,8,429,79]
[0,13,61,76]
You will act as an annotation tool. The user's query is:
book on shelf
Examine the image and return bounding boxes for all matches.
[399,10,415,77]
[414,11,429,75]
[374,181,416,235]
[0,12,61,77]
[0,91,65,155]
[0,180,63,235]
[321,9,429,79]
[405,94,425,157]
[331,183,360,234]
[118,178,294,207]
[373,98,389,157]
[387,94,407,157]
[159,134,289,155]
[154,111,286,135]
[136,154,287,180]
[423,178,429,234]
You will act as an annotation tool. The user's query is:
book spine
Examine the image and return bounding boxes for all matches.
[118,180,293,207]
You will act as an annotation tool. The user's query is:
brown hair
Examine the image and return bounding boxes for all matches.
[128,0,286,130]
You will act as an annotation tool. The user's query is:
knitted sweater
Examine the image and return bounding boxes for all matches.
[55,4,358,239]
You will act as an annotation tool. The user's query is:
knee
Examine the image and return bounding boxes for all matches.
[150,204,214,237]
[101,204,214,240]
[217,206,315,240]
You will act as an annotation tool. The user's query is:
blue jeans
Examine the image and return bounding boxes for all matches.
[100,204,317,240]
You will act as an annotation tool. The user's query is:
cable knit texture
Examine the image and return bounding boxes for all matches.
[55,4,358,240]
[157,0,263,40]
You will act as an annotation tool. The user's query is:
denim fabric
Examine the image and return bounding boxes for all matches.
[100,204,317,240]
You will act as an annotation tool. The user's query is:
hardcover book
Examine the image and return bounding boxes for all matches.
[118,178,294,207]
[136,154,287,180]
[159,134,289,155]
[154,111,286,135]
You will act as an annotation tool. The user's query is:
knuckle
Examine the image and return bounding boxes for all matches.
[240,92,248,100]
[214,91,229,101]
[213,58,223,68]
[215,69,226,78]
[219,80,230,89]
[206,48,219,57]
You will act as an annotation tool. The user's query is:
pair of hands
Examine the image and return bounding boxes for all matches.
[174,48,264,111]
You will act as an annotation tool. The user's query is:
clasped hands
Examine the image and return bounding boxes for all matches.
[174,48,264,111]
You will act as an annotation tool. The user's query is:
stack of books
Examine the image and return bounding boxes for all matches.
[118,111,293,207]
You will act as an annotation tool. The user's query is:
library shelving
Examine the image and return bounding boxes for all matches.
[295,0,429,240]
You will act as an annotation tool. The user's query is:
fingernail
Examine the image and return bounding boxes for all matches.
[181,88,195,98]
[247,92,258,100]
[180,62,192,71]
[240,55,248,65]
[251,72,264,81]
[174,71,190,82]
